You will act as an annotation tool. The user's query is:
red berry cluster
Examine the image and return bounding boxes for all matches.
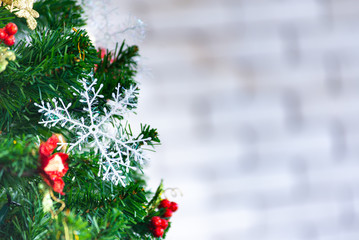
[150,216,168,238]
[150,199,178,238]
[159,199,178,218]
[0,23,18,46]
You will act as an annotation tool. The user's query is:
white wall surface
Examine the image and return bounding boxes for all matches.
[86,1,359,239]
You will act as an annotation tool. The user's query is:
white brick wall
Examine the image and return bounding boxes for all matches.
[86,0,359,239]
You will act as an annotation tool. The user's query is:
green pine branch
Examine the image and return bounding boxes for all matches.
[0,0,169,239]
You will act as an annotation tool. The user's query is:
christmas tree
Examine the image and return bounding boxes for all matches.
[0,1,178,239]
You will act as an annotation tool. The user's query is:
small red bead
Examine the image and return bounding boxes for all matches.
[159,199,171,209]
[150,216,162,227]
[4,35,15,46]
[152,227,164,238]
[0,29,7,40]
[99,47,106,59]
[163,208,173,218]
[160,218,168,229]
[169,202,178,212]
[5,23,17,35]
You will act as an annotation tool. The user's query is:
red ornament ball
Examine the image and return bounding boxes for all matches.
[150,216,162,227]
[5,23,17,35]
[160,218,168,229]
[4,35,15,46]
[152,227,164,238]
[0,29,7,40]
[159,199,171,209]
[163,208,173,218]
[169,202,178,212]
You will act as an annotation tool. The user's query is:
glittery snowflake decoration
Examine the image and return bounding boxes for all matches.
[35,76,150,186]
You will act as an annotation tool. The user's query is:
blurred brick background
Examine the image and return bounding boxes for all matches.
[85,0,359,239]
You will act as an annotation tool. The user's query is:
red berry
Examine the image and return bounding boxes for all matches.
[99,47,106,59]
[159,199,171,209]
[160,218,168,229]
[5,23,17,35]
[150,216,162,227]
[152,227,164,238]
[0,29,7,40]
[163,208,173,218]
[169,202,178,212]
[4,35,15,46]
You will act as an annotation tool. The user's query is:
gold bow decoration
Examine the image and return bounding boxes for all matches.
[0,0,39,30]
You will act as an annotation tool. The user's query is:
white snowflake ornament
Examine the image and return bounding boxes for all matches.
[35,76,150,186]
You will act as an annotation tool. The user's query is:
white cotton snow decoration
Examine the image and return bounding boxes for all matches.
[35,76,150,186]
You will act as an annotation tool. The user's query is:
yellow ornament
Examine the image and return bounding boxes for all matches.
[41,191,53,213]
[0,0,39,30]
[0,46,15,73]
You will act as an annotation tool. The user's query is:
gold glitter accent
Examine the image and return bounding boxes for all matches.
[0,0,39,30]
[0,46,16,73]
